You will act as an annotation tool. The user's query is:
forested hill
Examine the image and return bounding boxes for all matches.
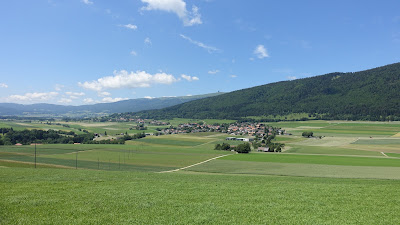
[136,62,400,121]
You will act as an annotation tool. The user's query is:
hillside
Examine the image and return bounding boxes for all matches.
[136,63,400,120]
[0,93,223,117]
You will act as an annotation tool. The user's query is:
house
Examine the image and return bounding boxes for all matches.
[257,147,269,152]
[236,138,254,142]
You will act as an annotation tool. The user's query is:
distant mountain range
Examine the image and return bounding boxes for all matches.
[0,93,224,117]
[134,62,400,121]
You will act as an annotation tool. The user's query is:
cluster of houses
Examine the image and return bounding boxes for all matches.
[159,121,290,137]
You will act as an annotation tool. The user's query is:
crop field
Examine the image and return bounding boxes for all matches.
[1,120,400,223]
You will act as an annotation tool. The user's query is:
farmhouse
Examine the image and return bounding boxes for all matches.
[236,138,254,142]
[257,147,270,152]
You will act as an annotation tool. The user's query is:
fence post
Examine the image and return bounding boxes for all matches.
[34,143,37,169]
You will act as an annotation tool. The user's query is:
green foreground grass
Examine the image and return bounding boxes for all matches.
[1,168,400,224]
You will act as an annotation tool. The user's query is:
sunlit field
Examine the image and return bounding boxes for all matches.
[1,120,400,223]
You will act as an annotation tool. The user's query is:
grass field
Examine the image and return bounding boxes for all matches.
[1,168,400,224]
[1,120,400,223]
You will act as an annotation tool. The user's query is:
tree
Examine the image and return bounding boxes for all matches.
[221,143,231,151]
[236,142,251,153]
[104,131,107,136]
[214,143,222,150]
[302,131,313,138]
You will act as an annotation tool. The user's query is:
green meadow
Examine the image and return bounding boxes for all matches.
[1,120,400,223]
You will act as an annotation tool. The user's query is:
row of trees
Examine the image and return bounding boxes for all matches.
[0,128,95,145]
[215,142,251,153]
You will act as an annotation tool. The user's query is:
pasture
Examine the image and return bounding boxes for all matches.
[1,120,400,223]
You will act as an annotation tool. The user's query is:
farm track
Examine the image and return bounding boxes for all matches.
[158,154,233,173]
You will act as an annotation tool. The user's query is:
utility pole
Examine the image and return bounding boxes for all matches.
[34,143,37,168]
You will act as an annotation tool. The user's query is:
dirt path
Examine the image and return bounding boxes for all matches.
[381,152,389,157]
[158,154,232,173]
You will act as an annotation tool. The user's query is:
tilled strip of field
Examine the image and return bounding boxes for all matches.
[185,160,400,180]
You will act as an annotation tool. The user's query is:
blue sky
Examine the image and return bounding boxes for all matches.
[0,0,399,105]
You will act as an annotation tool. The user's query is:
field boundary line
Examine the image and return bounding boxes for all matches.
[158,154,232,173]
[0,159,76,169]
[381,152,389,157]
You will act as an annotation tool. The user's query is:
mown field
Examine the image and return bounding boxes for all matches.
[1,120,400,223]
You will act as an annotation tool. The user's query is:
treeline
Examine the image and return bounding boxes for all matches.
[0,128,95,145]
[133,62,400,121]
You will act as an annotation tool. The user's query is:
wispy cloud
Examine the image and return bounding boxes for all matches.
[180,34,220,53]
[181,74,199,81]
[82,0,93,5]
[230,75,237,78]
[208,70,220,74]
[130,50,138,56]
[98,92,111,97]
[79,70,179,91]
[120,24,138,30]
[287,76,297,80]
[300,40,312,49]
[0,83,8,88]
[253,45,269,59]
[144,37,152,45]
[54,84,64,91]
[141,0,202,26]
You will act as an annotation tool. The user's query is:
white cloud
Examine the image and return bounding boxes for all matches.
[180,34,220,53]
[144,96,155,99]
[0,83,8,88]
[181,74,199,81]
[144,37,152,45]
[82,0,93,5]
[230,75,237,78]
[208,70,219,74]
[254,45,269,59]
[98,91,111,97]
[58,98,72,104]
[66,92,85,96]
[130,50,137,56]
[7,92,59,102]
[79,70,179,91]
[287,76,297,80]
[121,24,138,30]
[141,0,202,26]
[83,98,94,104]
[102,97,128,103]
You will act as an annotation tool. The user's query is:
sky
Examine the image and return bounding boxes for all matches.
[0,0,399,105]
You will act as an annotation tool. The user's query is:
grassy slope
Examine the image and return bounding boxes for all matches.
[1,168,400,224]
[221,153,400,167]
